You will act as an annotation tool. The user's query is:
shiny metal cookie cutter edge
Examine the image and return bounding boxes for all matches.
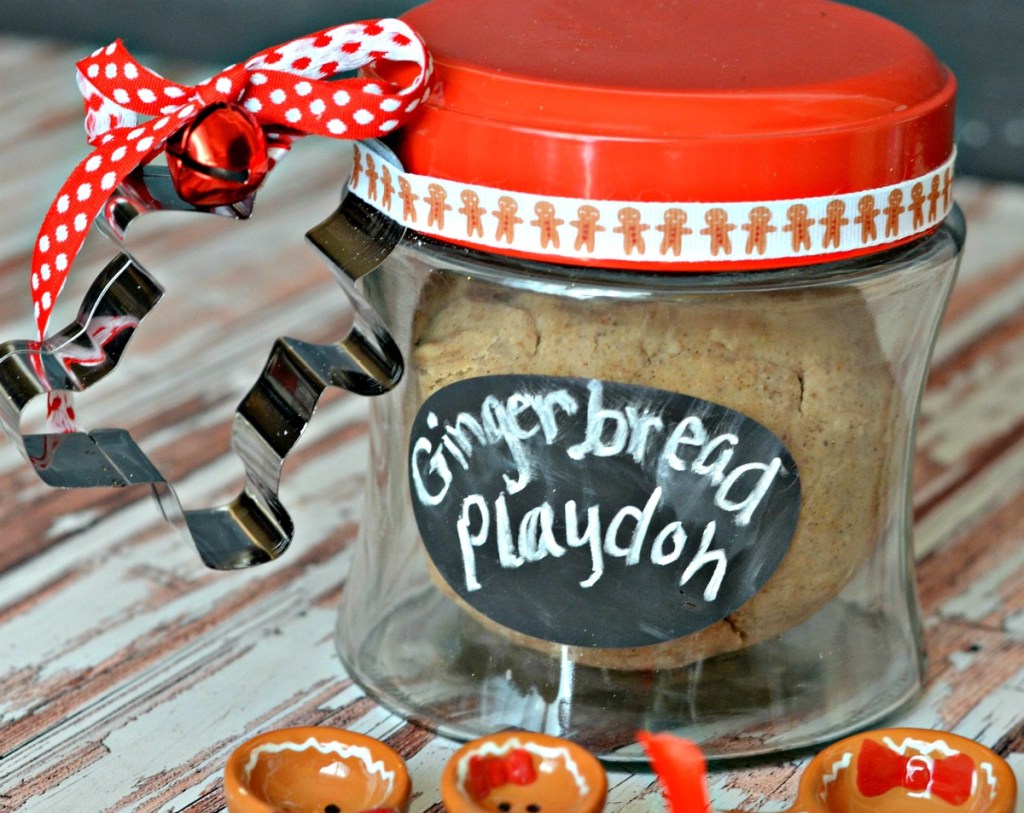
[0,166,405,570]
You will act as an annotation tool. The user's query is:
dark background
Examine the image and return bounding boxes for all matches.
[2,0,1021,181]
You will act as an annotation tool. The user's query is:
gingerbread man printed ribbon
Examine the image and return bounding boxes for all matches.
[347,141,956,267]
[31,19,434,431]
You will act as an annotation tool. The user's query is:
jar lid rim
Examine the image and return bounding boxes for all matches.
[377,0,957,268]
[347,141,955,271]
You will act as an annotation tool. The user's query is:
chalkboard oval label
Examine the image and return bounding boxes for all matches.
[409,375,801,648]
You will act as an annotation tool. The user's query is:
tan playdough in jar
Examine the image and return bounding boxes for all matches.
[409,272,895,669]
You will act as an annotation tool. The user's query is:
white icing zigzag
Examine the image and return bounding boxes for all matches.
[243,737,396,794]
[881,735,960,759]
[981,762,999,799]
[820,751,853,790]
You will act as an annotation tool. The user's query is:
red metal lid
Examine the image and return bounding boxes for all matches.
[368,0,957,269]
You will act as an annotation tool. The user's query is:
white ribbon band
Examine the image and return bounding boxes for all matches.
[348,142,956,265]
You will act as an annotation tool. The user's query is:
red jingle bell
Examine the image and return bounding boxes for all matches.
[165,102,269,207]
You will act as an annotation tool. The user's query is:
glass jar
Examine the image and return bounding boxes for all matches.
[336,213,962,761]
[332,0,963,760]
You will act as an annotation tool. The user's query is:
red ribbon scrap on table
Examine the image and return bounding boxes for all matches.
[30,18,434,431]
[637,732,711,813]
[856,739,976,806]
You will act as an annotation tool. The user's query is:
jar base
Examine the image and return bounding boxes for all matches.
[336,586,924,762]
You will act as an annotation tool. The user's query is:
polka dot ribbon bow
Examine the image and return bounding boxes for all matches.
[31,18,434,431]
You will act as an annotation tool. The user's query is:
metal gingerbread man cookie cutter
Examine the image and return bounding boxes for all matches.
[0,154,405,570]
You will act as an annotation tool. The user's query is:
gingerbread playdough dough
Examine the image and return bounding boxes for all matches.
[411,274,896,668]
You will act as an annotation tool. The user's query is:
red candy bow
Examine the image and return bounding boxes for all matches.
[857,738,976,806]
[467,749,538,799]
[31,18,434,430]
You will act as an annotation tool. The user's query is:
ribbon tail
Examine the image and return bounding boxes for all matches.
[29,150,115,432]
[31,118,179,431]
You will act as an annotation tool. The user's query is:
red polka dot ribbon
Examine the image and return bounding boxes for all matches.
[32,18,434,431]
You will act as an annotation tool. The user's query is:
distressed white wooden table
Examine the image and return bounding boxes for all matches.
[0,35,1021,813]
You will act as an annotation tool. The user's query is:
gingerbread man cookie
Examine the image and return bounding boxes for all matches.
[783,204,814,252]
[614,207,650,255]
[884,189,905,237]
[459,190,486,238]
[570,205,605,252]
[926,175,942,223]
[909,182,927,229]
[398,176,419,223]
[701,208,736,256]
[493,196,523,244]
[531,201,564,249]
[855,195,880,243]
[656,208,692,256]
[942,168,953,211]
[380,165,395,212]
[364,153,379,203]
[742,206,776,256]
[351,145,363,188]
[819,200,849,249]
[426,183,453,230]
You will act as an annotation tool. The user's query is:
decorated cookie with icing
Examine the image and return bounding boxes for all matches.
[441,731,607,813]
[223,726,411,813]
[804,728,1017,813]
